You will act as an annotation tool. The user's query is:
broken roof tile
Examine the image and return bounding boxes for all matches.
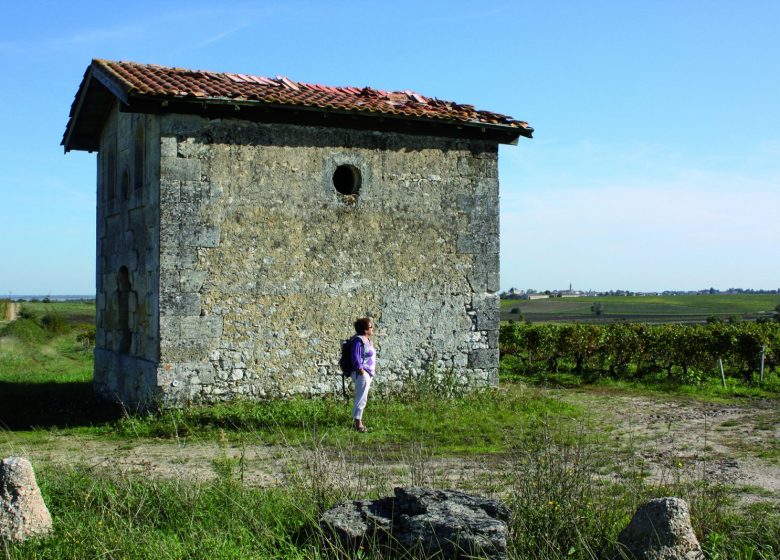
[84,59,530,131]
[63,59,533,151]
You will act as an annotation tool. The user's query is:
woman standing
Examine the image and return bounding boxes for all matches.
[350,317,376,432]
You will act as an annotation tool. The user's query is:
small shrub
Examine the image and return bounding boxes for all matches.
[397,363,467,402]
[17,306,40,322]
[75,324,96,352]
[41,310,72,335]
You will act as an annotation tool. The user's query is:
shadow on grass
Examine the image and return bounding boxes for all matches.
[0,380,123,430]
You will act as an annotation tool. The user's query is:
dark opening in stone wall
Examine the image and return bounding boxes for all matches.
[117,266,131,354]
[332,164,361,195]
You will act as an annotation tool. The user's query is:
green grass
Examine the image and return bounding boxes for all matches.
[0,308,116,430]
[3,467,317,560]
[502,294,780,323]
[2,424,777,560]
[17,300,96,325]
[113,386,581,454]
[504,364,780,403]
[2,306,779,558]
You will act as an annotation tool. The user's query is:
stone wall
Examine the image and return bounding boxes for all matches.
[93,105,161,407]
[154,115,501,406]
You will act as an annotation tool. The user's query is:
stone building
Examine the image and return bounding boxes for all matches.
[62,59,533,409]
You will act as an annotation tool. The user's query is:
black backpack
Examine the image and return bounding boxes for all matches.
[339,336,364,377]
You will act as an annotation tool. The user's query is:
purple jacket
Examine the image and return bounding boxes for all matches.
[351,335,375,376]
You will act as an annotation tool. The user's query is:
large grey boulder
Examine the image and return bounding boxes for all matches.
[320,487,509,559]
[616,497,702,560]
[0,457,53,542]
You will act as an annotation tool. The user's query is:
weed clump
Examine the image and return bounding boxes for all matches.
[40,311,72,335]
[74,324,96,352]
[0,317,48,344]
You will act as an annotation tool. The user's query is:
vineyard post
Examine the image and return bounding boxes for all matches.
[718,358,726,388]
[759,346,766,383]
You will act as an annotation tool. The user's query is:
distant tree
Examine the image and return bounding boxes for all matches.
[591,302,604,316]
[706,315,723,324]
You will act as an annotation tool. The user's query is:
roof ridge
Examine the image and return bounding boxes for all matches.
[64,59,532,152]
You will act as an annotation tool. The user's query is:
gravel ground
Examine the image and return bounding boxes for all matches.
[2,389,777,504]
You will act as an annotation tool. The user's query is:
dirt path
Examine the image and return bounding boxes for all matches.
[555,389,780,502]
[2,389,778,503]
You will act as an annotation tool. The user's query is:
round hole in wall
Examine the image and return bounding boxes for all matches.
[332,164,361,195]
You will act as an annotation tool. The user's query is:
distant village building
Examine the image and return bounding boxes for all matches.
[63,59,532,409]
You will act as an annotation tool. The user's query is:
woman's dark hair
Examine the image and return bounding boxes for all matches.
[354,317,373,335]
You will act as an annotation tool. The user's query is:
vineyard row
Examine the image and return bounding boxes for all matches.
[499,321,780,383]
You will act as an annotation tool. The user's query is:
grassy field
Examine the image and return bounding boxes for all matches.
[501,294,780,324]
[17,300,96,325]
[1,302,778,558]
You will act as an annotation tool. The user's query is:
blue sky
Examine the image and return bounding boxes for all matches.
[1,1,778,295]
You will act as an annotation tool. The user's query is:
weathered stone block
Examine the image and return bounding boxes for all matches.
[180,316,223,339]
[159,316,182,337]
[159,293,201,316]
[468,348,498,369]
[160,178,180,204]
[161,156,201,182]
[160,249,197,269]
[472,293,500,330]
[160,271,180,291]
[160,136,177,158]
[197,226,221,247]
[160,339,210,362]
[176,362,216,386]
[180,270,208,292]
[180,180,205,203]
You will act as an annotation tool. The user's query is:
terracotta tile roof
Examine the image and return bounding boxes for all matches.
[100,59,530,131]
[63,59,532,151]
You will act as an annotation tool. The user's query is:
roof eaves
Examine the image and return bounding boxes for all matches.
[90,59,131,105]
[63,61,134,152]
[123,91,532,142]
[62,68,95,152]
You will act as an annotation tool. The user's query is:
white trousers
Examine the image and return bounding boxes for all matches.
[351,372,373,420]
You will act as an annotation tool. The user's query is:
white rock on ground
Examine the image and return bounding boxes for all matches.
[0,457,53,542]
[616,497,702,560]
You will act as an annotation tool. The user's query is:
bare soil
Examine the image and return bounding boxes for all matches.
[554,389,780,504]
[2,389,778,504]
